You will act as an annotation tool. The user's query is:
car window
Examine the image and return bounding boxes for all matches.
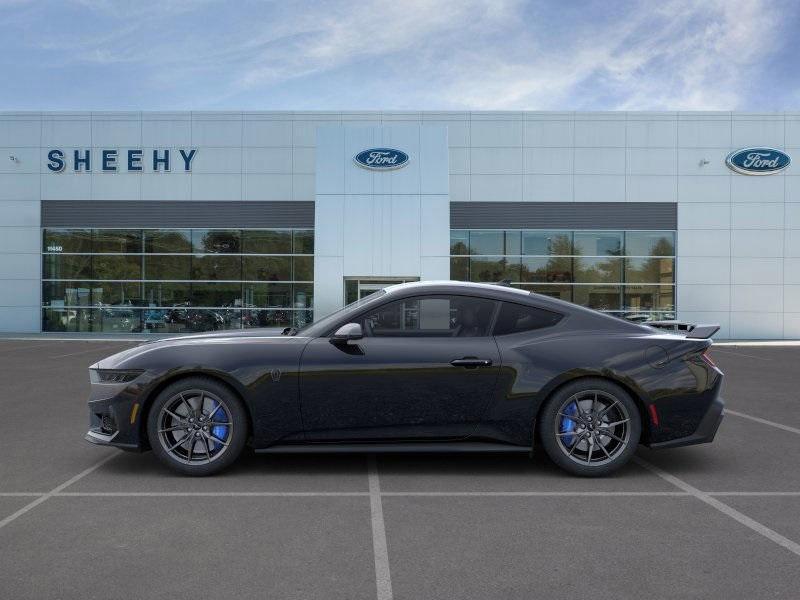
[360,295,497,338]
[493,302,562,336]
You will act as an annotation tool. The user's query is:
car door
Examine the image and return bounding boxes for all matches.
[298,294,502,441]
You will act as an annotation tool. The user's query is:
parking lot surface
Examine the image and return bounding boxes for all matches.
[0,340,799,599]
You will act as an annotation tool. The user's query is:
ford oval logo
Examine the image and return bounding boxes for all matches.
[726,147,790,175]
[354,148,409,170]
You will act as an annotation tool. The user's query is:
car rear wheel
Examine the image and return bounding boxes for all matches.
[539,378,641,477]
[147,377,247,476]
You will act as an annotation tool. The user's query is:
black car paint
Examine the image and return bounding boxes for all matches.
[86,282,723,453]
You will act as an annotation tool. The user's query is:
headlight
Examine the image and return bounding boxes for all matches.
[89,369,144,384]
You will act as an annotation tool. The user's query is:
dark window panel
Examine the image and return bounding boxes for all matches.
[243,282,292,308]
[522,231,573,256]
[624,258,675,284]
[450,230,469,255]
[504,231,521,256]
[515,284,572,302]
[163,306,231,332]
[144,255,192,280]
[469,231,504,255]
[293,256,313,281]
[624,285,675,312]
[191,229,241,253]
[192,255,242,281]
[520,257,573,283]
[190,282,242,307]
[93,229,142,253]
[42,308,95,332]
[94,307,144,333]
[242,256,291,281]
[144,230,192,253]
[344,280,359,305]
[573,285,622,312]
[293,229,314,254]
[293,283,313,309]
[493,302,563,336]
[469,257,520,283]
[143,282,192,307]
[574,257,622,284]
[242,230,292,254]
[43,229,92,253]
[360,295,497,337]
[242,309,293,329]
[574,231,623,256]
[43,254,92,279]
[450,257,469,281]
[625,231,675,256]
[92,255,142,280]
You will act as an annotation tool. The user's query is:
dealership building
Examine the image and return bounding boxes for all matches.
[0,110,798,339]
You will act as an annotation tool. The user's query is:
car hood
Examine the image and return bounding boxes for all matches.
[91,329,309,370]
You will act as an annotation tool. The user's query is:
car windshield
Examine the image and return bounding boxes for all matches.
[293,289,388,337]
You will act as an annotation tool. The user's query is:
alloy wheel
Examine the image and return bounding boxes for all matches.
[156,389,233,465]
[555,390,632,466]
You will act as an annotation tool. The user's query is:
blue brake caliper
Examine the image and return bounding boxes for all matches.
[209,399,228,451]
[560,401,578,447]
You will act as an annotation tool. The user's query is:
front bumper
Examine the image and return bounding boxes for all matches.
[85,380,149,452]
[648,395,724,449]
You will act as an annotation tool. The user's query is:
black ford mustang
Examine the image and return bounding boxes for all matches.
[85,281,724,477]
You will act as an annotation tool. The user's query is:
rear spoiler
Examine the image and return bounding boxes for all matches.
[686,324,720,339]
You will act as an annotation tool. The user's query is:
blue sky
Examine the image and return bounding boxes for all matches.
[1,0,798,111]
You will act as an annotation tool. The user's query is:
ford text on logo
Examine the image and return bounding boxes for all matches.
[46,148,197,173]
[725,147,790,175]
[354,148,409,170]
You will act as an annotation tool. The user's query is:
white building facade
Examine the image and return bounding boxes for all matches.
[0,111,798,339]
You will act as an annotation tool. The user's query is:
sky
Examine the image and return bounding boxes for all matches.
[1,0,798,111]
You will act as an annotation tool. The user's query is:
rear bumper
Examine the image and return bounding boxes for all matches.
[648,395,724,450]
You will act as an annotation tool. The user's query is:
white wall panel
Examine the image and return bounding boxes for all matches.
[243,148,292,173]
[626,176,677,203]
[91,173,141,200]
[626,120,677,148]
[41,119,91,147]
[91,120,141,147]
[677,176,730,203]
[730,175,785,203]
[732,119,785,149]
[677,230,730,256]
[676,257,730,284]
[731,312,782,339]
[242,174,291,201]
[0,119,41,147]
[41,173,90,201]
[0,307,39,332]
[523,174,573,202]
[731,203,784,229]
[0,200,39,226]
[573,175,625,203]
[523,120,573,147]
[731,257,782,285]
[471,174,522,202]
[243,120,292,147]
[677,284,730,311]
[191,120,243,147]
[677,119,732,148]
[523,147,573,174]
[574,120,625,147]
[192,174,242,200]
[142,119,191,147]
[141,174,191,200]
[574,148,625,174]
[678,203,730,229]
[627,148,676,175]
[470,120,522,147]
[0,173,38,200]
[471,147,522,174]
[731,230,784,257]
[731,285,782,312]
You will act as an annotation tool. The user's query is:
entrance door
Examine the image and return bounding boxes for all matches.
[299,293,501,441]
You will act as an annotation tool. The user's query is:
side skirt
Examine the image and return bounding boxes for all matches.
[255,441,531,454]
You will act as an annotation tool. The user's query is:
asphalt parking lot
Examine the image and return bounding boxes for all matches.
[0,339,799,599]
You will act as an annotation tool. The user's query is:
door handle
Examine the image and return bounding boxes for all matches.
[450,357,493,369]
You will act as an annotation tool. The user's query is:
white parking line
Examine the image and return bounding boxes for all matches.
[726,409,800,436]
[634,457,800,558]
[368,456,393,600]
[0,453,117,531]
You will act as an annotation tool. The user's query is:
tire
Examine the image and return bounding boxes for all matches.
[147,376,248,476]
[538,378,641,477]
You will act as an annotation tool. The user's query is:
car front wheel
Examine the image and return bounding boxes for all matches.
[147,377,247,476]
[539,378,641,477]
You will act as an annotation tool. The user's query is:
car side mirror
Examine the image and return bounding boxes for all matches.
[331,323,363,344]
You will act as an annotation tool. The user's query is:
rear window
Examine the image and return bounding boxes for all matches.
[493,302,562,336]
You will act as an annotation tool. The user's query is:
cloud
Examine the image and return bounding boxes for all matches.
[0,0,795,110]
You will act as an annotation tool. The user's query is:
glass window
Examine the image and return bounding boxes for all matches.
[43,254,92,280]
[42,281,140,307]
[504,231,521,255]
[243,256,291,281]
[92,255,142,280]
[470,257,520,283]
[493,302,562,336]
[242,230,292,254]
[144,230,191,253]
[94,307,144,333]
[522,231,572,256]
[624,258,674,284]
[516,284,572,302]
[144,282,192,307]
[450,257,469,281]
[93,230,142,253]
[42,307,95,332]
[573,285,622,312]
[243,282,292,308]
[293,283,313,309]
[624,285,675,312]
[361,295,497,338]
[192,229,241,253]
[450,230,469,255]
[520,257,573,283]
[574,231,623,256]
[574,257,622,284]
[293,230,314,254]
[625,231,675,256]
[293,256,313,281]
[192,255,242,280]
[469,231,504,255]
[43,229,92,253]
[242,308,293,329]
[144,255,192,280]
[191,282,242,307]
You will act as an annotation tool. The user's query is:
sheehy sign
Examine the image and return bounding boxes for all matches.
[46,149,197,172]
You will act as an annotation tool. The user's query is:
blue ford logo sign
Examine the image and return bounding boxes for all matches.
[354,148,409,170]
[726,147,790,175]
